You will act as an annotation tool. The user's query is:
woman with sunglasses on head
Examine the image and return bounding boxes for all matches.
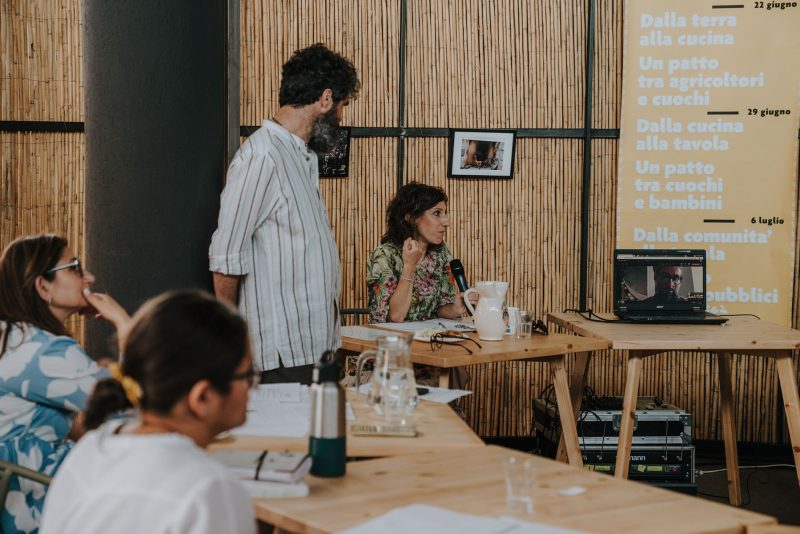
[366,182,477,386]
[0,234,130,533]
[40,290,256,534]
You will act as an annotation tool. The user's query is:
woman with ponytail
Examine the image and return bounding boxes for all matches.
[41,290,257,534]
[0,235,130,534]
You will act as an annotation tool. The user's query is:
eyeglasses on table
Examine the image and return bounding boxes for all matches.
[429,331,483,354]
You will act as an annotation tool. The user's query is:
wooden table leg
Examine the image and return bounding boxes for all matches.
[550,357,584,467]
[615,351,643,479]
[717,352,742,506]
[438,370,450,389]
[774,350,800,485]
[556,351,592,463]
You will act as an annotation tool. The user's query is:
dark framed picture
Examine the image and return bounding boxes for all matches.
[447,129,517,179]
[318,127,351,178]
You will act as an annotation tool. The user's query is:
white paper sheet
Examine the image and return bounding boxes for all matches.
[341,325,397,341]
[374,318,476,334]
[231,384,353,437]
[340,504,589,534]
[353,384,472,404]
[248,383,303,403]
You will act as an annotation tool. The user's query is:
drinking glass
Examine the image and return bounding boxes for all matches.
[375,365,417,425]
[504,456,535,514]
[516,311,533,339]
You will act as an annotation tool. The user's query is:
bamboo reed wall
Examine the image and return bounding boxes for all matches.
[242,0,800,443]
[1,1,84,121]
[3,0,798,443]
[1,1,86,339]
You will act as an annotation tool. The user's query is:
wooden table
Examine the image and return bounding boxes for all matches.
[210,390,484,458]
[341,327,610,467]
[254,445,777,534]
[548,312,800,506]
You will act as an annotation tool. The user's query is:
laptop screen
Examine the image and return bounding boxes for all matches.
[614,249,706,313]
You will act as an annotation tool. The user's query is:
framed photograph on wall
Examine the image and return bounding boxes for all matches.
[447,129,516,179]
[318,127,351,178]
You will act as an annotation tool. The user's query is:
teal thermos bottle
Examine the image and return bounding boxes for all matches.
[309,351,346,477]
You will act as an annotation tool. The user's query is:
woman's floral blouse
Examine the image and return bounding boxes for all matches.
[367,242,457,323]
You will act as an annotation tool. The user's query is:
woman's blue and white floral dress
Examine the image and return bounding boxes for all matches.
[0,321,108,534]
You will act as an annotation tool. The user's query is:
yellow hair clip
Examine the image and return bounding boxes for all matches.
[108,362,142,407]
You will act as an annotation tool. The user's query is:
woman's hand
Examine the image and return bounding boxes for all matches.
[401,238,424,269]
[455,291,479,316]
[82,288,132,340]
[438,292,479,320]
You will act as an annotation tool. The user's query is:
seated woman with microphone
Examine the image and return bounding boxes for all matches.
[367,182,476,386]
[367,182,473,324]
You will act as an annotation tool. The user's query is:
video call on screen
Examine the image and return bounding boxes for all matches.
[620,263,704,303]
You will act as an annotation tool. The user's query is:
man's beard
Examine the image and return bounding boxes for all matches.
[307,108,341,154]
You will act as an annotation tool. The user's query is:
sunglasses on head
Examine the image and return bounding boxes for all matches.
[46,259,84,277]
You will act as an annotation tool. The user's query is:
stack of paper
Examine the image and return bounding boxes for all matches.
[230,384,354,438]
[231,384,310,437]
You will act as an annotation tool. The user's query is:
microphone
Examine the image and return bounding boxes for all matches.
[450,259,469,293]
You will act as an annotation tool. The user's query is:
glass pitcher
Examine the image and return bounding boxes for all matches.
[355,333,418,424]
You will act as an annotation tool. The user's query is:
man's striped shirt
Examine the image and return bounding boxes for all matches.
[209,120,341,371]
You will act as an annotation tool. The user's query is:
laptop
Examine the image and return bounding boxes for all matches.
[613,249,728,324]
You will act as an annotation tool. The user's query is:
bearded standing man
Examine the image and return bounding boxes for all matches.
[209,44,359,383]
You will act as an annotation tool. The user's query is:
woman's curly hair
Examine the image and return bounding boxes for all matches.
[380,182,448,251]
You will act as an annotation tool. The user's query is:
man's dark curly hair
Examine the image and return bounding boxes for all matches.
[279,43,360,107]
[381,182,448,251]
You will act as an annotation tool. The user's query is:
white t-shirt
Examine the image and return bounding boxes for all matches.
[40,421,256,534]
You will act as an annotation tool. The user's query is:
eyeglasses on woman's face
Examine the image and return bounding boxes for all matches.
[47,258,84,278]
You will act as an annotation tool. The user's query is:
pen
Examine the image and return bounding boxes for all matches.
[254,450,268,480]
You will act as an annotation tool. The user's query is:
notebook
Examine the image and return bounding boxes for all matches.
[613,249,728,324]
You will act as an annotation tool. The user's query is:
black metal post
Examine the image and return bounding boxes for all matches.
[579,0,596,312]
[396,0,407,191]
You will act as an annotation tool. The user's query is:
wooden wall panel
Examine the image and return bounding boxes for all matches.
[405,0,586,128]
[0,132,86,337]
[318,138,397,316]
[0,0,84,121]
[240,0,399,127]
[238,0,800,442]
[404,137,584,434]
[4,0,796,442]
[592,0,623,129]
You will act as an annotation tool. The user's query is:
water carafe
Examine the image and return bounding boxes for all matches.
[355,333,418,425]
[463,281,509,341]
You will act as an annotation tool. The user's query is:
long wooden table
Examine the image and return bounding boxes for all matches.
[210,390,484,458]
[341,327,610,467]
[254,445,777,533]
[548,312,800,506]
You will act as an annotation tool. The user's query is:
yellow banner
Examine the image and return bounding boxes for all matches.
[616,0,800,324]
